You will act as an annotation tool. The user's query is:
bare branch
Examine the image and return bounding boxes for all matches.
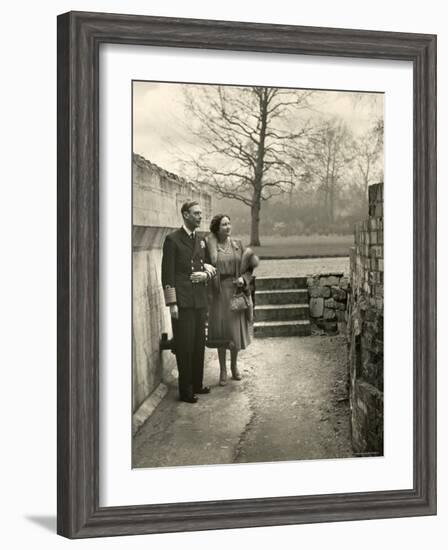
[182,84,314,243]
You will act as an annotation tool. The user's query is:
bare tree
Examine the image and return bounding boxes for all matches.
[350,126,383,208]
[304,118,353,225]
[184,85,313,245]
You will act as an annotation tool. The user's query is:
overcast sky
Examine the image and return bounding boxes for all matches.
[133,81,383,176]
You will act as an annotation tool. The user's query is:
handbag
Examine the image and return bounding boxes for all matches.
[230,291,250,312]
[229,242,249,312]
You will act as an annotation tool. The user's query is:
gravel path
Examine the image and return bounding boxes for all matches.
[233,336,353,463]
[133,335,353,468]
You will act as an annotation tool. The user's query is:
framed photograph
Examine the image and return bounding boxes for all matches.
[57,11,436,538]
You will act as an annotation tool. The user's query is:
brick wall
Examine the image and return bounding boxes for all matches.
[348,183,384,455]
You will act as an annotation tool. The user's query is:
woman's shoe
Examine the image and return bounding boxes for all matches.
[231,366,242,381]
[219,368,227,386]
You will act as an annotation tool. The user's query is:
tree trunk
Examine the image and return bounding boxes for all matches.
[328,156,337,224]
[323,186,329,224]
[249,88,268,247]
[250,200,261,246]
[329,178,335,224]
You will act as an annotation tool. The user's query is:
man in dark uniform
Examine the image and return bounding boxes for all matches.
[161,200,216,403]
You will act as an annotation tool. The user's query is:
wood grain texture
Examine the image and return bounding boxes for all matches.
[57,11,437,538]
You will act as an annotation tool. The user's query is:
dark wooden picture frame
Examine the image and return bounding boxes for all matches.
[57,11,437,538]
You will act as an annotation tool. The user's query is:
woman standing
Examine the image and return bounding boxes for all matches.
[206,214,258,386]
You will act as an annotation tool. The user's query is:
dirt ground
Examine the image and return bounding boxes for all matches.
[133,335,353,469]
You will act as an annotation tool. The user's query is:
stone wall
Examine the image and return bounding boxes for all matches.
[347,183,384,455]
[307,274,349,334]
[133,154,213,418]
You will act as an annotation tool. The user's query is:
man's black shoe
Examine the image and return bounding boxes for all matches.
[179,395,199,404]
[194,386,211,394]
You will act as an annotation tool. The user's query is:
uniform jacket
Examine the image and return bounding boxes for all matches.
[161,227,211,309]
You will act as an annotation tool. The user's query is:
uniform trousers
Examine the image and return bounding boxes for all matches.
[171,307,207,398]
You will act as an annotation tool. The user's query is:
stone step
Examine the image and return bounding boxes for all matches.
[255,304,310,322]
[254,320,311,338]
[255,288,309,305]
[255,276,308,291]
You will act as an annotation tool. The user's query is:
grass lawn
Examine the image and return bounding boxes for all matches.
[236,234,354,258]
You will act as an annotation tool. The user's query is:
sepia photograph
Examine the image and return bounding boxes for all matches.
[132,80,384,469]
